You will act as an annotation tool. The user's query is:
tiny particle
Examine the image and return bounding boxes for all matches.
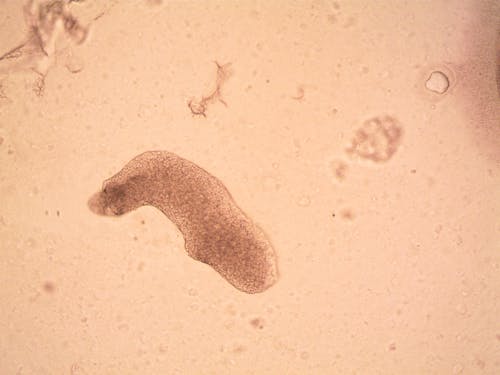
[474,358,485,370]
[425,71,450,94]
[410,169,416,174]
[146,0,163,6]
[291,85,305,100]
[388,343,396,351]
[340,209,354,220]
[452,363,464,374]
[262,175,280,191]
[329,159,348,181]
[249,317,265,329]
[300,351,310,360]
[56,210,60,217]
[64,50,85,73]
[43,281,55,293]
[455,303,467,315]
[297,195,311,207]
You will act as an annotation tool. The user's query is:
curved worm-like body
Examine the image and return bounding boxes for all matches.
[88,151,279,294]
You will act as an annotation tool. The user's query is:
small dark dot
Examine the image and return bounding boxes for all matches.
[410,169,416,174]
[140,220,145,225]
[266,79,270,83]
[389,343,396,351]
[43,281,55,293]
[250,317,265,329]
[56,210,60,217]
[45,210,49,216]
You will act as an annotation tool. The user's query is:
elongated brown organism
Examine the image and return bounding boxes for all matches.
[88,151,279,294]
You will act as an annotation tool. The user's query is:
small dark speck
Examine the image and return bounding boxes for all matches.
[43,281,55,293]
[266,79,270,83]
[389,343,396,351]
[410,169,416,174]
[250,317,265,329]
[140,220,145,225]
[133,235,138,241]
[56,210,60,217]
[45,210,49,216]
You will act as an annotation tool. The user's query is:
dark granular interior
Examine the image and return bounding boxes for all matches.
[88,151,279,294]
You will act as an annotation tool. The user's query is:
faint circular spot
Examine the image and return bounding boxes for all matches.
[43,281,55,293]
[340,209,354,220]
[300,351,310,360]
[232,344,246,354]
[388,342,396,351]
[297,195,311,207]
[65,55,84,74]
[425,71,450,94]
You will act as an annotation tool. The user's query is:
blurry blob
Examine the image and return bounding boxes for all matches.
[346,115,403,163]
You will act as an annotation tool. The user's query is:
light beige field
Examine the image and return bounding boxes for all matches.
[1,1,499,374]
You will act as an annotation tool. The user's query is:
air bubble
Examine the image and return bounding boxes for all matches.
[425,71,449,94]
